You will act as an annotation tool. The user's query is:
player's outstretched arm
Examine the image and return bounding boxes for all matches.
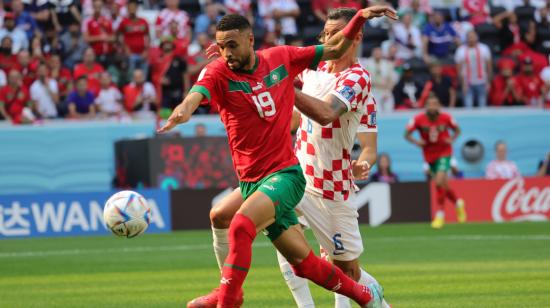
[157,92,203,133]
[294,88,347,126]
[320,5,397,61]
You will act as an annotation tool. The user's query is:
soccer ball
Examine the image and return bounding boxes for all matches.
[103,190,151,238]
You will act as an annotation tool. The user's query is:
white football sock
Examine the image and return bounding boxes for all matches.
[212,227,229,271]
[436,210,445,219]
[276,250,315,308]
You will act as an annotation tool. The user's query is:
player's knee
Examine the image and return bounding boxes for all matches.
[334,261,360,281]
[210,206,233,229]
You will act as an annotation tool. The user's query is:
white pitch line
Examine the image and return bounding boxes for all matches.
[0,234,549,259]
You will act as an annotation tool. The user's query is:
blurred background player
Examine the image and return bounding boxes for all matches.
[160,8,397,308]
[405,93,466,229]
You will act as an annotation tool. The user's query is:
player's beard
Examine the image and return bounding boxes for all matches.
[426,111,439,120]
[228,53,251,72]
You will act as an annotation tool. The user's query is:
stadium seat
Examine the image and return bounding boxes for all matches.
[514,6,536,26]
[536,26,550,55]
[489,6,506,17]
[475,23,502,54]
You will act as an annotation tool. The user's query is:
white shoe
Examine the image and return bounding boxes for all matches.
[363,282,384,308]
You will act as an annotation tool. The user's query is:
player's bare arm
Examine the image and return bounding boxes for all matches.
[405,130,426,147]
[446,125,461,144]
[353,132,377,180]
[320,5,397,61]
[294,88,347,126]
[157,92,203,133]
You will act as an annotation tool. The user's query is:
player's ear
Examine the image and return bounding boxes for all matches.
[249,32,254,48]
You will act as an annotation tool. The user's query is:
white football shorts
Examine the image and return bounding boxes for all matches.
[295,190,363,261]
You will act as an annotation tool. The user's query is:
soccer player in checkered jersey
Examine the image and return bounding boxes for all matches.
[277,8,391,308]
[159,9,397,308]
[405,93,467,229]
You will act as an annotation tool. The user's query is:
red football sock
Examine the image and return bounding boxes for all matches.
[436,185,445,210]
[292,251,373,306]
[446,188,458,204]
[218,214,256,308]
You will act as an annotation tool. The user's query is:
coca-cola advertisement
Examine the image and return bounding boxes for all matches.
[430,177,550,223]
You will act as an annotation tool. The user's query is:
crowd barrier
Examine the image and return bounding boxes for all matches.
[430,177,550,223]
[1,177,547,238]
[1,108,549,195]
[0,189,171,238]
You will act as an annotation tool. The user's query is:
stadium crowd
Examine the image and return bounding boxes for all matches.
[0,0,549,124]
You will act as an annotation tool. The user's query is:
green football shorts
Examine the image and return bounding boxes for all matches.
[429,156,452,175]
[239,164,306,241]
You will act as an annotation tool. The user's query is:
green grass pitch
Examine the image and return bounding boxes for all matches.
[1,222,549,307]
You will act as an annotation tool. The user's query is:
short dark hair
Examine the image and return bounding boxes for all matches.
[327,8,358,23]
[216,14,251,32]
[76,76,88,83]
[495,140,506,150]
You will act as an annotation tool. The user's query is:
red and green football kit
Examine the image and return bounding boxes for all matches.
[407,112,458,173]
[189,44,375,308]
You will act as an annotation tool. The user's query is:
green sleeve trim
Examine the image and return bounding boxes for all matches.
[309,45,324,70]
[189,85,211,102]
[0,101,4,107]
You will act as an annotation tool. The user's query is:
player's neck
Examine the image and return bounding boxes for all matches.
[242,51,257,72]
[326,56,356,74]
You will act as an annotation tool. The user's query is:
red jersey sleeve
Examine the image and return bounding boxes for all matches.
[189,64,220,105]
[406,115,419,132]
[284,45,324,78]
[445,113,458,130]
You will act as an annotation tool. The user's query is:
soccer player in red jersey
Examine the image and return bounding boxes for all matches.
[405,93,467,229]
[159,8,396,308]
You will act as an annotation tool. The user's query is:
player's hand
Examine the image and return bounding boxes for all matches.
[206,43,221,59]
[360,5,398,20]
[351,160,371,180]
[444,137,454,144]
[157,107,185,133]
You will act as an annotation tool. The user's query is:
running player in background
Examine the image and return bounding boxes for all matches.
[160,8,397,308]
[405,93,467,229]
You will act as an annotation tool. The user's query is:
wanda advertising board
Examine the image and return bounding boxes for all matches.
[430,177,550,223]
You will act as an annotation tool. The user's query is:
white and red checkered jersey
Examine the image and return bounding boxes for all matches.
[296,62,376,201]
[155,8,190,40]
[225,0,251,14]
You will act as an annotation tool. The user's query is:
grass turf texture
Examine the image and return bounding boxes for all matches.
[1,222,549,307]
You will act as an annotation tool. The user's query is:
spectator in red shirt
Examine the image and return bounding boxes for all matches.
[0,70,34,124]
[187,33,214,85]
[118,0,149,76]
[0,37,18,73]
[73,47,105,96]
[489,59,524,106]
[169,20,188,58]
[155,0,191,48]
[83,0,115,66]
[149,36,176,105]
[16,50,39,90]
[122,68,156,117]
[516,57,545,106]
[48,54,73,103]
